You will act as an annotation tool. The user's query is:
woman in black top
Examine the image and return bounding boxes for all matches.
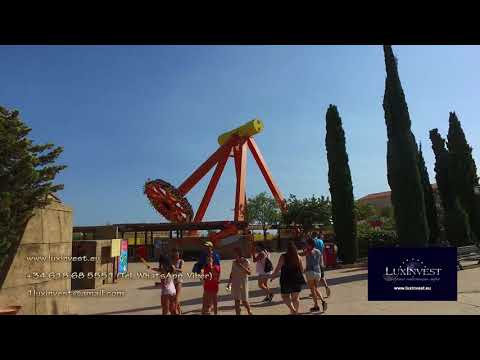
[270,241,306,314]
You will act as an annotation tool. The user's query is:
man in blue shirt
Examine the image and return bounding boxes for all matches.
[312,231,324,253]
[194,241,221,273]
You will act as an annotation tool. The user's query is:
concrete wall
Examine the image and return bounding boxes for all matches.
[71,240,115,290]
[0,198,73,315]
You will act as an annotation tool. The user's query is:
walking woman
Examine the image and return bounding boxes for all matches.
[227,247,253,315]
[171,248,184,314]
[312,231,331,298]
[301,238,327,312]
[251,243,274,302]
[270,241,306,314]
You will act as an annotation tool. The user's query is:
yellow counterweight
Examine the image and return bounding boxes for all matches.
[217,119,264,145]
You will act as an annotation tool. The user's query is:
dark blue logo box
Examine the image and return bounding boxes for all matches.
[368,247,457,301]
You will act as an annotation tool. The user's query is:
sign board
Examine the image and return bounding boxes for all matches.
[118,239,128,274]
[368,247,457,301]
[111,239,121,257]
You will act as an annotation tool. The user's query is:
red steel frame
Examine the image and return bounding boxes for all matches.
[175,134,286,225]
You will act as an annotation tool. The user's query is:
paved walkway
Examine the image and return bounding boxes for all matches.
[69,253,480,315]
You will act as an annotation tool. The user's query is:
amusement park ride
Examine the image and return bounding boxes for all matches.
[144,119,287,246]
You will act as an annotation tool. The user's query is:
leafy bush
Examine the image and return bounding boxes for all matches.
[357,222,398,258]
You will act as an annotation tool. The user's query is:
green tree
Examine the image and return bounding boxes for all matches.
[325,105,357,263]
[246,192,281,241]
[430,128,471,246]
[417,143,440,244]
[382,45,429,247]
[355,201,378,221]
[0,106,66,284]
[282,194,331,233]
[447,112,480,243]
[379,206,394,219]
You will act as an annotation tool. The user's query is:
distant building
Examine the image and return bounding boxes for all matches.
[358,184,439,209]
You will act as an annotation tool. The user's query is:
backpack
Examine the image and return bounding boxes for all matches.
[263,251,273,273]
[192,262,202,274]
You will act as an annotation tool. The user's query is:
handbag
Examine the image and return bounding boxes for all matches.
[263,252,273,273]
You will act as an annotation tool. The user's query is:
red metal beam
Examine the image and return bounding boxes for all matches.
[247,137,287,212]
[192,146,231,223]
[178,136,241,196]
[234,141,248,221]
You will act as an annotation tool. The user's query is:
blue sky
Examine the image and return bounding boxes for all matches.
[1,45,479,226]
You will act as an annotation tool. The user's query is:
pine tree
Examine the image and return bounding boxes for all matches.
[447,112,480,243]
[382,45,429,247]
[417,143,440,244]
[429,128,471,246]
[325,105,357,263]
[0,106,66,284]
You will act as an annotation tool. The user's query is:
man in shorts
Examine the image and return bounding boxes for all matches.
[312,231,331,298]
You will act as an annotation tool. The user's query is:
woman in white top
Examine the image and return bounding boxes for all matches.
[251,243,274,302]
[171,248,184,315]
[147,255,177,315]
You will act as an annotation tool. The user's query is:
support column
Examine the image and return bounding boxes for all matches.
[193,146,231,223]
[234,141,248,221]
[247,137,286,212]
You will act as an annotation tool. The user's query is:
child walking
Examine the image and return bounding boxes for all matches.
[171,248,184,314]
[147,255,177,315]
[202,254,221,315]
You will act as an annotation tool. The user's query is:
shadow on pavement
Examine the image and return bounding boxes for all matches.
[179,287,281,307]
[327,272,368,285]
[179,278,231,288]
[250,300,284,308]
[98,272,367,315]
[96,305,162,315]
[137,285,161,290]
[338,267,368,274]
[182,309,203,315]
[175,275,265,289]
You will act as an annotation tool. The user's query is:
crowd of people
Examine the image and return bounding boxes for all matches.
[147,231,331,315]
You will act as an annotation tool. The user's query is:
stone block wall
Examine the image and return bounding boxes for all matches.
[0,197,73,315]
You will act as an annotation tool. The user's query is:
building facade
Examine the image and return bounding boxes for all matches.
[357,184,440,210]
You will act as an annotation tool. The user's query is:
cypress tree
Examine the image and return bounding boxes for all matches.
[382,45,429,247]
[447,112,480,243]
[429,129,471,246]
[417,143,440,244]
[0,106,66,286]
[325,105,357,263]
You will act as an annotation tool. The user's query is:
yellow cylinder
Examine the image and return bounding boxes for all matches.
[218,119,264,145]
